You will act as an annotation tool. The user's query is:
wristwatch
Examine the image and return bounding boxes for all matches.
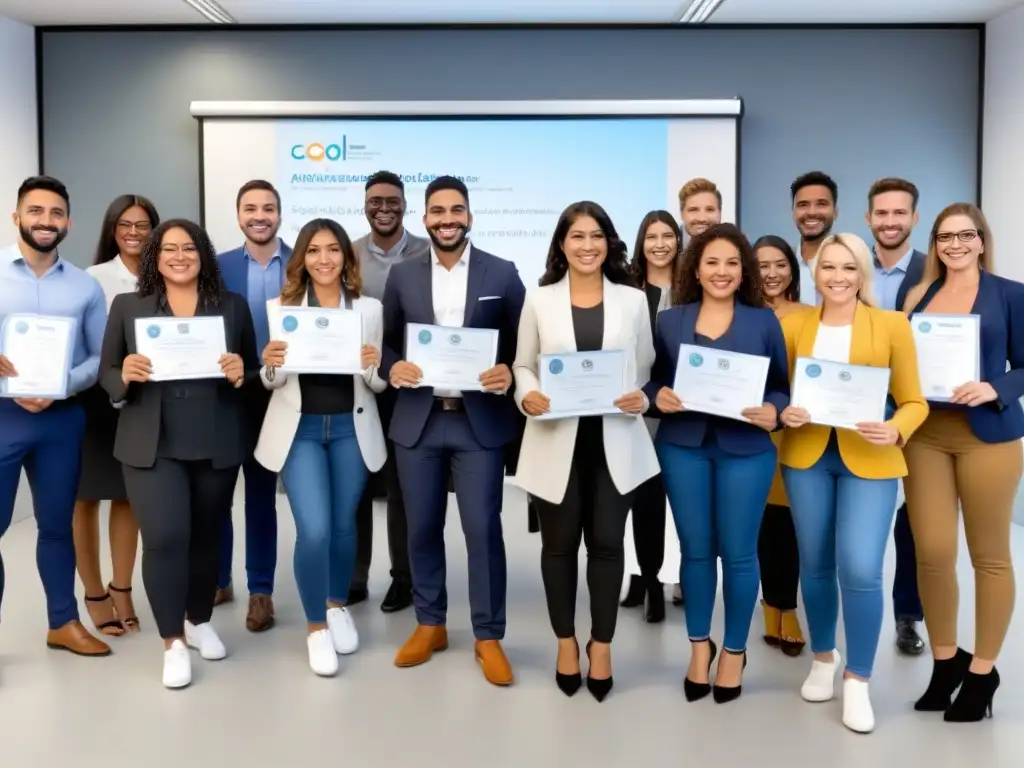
[264,365,276,382]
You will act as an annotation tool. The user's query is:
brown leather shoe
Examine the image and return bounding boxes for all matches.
[246,594,275,632]
[475,639,514,686]
[46,620,112,657]
[214,585,234,607]
[394,625,448,667]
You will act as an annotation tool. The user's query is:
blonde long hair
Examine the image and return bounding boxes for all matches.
[811,233,878,308]
[903,203,992,313]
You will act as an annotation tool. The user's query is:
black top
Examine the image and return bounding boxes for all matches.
[694,331,729,446]
[299,373,355,415]
[571,303,604,353]
[157,380,221,460]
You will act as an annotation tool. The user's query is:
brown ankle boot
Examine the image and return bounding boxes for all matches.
[779,610,806,657]
[395,625,448,667]
[762,600,781,647]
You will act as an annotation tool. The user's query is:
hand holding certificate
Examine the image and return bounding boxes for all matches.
[268,306,363,374]
[911,313,981,402]
[133,316,228,382]
[0,314,75,399]
[671,344,771,423]
[403,323,499,392]
[789,357,892,437]
[533,349,629,420]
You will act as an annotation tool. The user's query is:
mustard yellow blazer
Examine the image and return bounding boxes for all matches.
[779,303,929,480]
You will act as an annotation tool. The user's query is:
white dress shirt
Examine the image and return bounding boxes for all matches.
[431,243,471,398]
[812,323,852,364]
[86,255,138,309]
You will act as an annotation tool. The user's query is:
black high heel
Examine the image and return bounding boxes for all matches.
[712,649,747,704]
[944,668,1000,722]
[555,638,582,697]
[915,648,972,711]
[684,639,718,702]
[585,640,613,702]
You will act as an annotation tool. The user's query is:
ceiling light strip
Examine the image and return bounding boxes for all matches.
[693,0,728,23]
[182,0,236,24]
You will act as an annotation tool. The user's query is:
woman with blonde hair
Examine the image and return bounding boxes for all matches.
[779,233,928,733]
[901,203,1024,722]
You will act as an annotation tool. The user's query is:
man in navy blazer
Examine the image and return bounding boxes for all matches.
[380,176,525,686]
[866,177,927,656]
[215,180,293,632]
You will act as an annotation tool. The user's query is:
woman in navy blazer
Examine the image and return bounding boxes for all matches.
[901,203,1024,722]
[643,224,790,704]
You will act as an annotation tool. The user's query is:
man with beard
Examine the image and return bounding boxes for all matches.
[348,171,429,613]
[791,171,839,304]
[678,177,723,240]
[866,177,926,656]
[381,176,525,686]
[0,175,111,657]
[215,179,293,632]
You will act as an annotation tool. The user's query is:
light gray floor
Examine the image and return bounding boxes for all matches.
[0,480,1020,768]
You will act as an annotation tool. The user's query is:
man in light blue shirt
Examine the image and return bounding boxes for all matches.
[216,180,293,632]
[0,175,111,657]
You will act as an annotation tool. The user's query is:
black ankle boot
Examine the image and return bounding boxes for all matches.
[915,648,972,711]
[945,668,1000,722]
[644,580,665,624]
[683,639,717,702]
[620,576,645,608]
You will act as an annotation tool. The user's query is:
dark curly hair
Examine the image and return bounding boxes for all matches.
[672,223,765,307]
[629,210,682,287]
[539,201,634,287]
[136,219,224,309]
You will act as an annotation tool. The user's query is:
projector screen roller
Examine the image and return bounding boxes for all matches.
[198,102,740,286]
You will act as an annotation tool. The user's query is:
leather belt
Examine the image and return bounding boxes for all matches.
[433,397,465,412]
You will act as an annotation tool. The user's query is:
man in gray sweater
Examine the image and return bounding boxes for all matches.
[350,170,431,612]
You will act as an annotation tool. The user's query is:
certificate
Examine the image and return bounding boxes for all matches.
[405,323,498,392]
[791,357,890,429]
[134,316,228,382]
[911,313,980,402]
[672,344,770,421]
[0,314,75,399]
[536,349,628,420]
[269,306,363,374]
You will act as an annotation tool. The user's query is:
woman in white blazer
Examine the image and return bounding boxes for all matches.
[514,201,659,702]
[254,218,387,677]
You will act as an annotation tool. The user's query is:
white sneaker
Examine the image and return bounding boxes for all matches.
[326,607,359,655]
[184,621,227,660]
[163,639,192,689]
[842,678,875,733]
[307,629,339,676]
[801,649,842,702]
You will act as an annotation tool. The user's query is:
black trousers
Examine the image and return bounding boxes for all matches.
[352,439,411,588]
[532,421,634,644]
[123,459,237,639]
[757,503,800,611]
[630,474,666,583]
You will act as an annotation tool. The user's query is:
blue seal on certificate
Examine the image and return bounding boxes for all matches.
[282,315,299,333]
[838,370,852,382]
[805,363,822,378]
[418,329,432,344]
[315,317,329,329]
[917,321,932,333]
[688,353,704,367]
[448,333,462,346]
[146,324,161,339]
[13,321,29,334]
[548,358,564,375]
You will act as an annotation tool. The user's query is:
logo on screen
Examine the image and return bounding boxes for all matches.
[688,353,704,368]
[717,358,730,371]
[13,321,29,335]
[805,363,822,378]
[548,359,564,375]
[917,321,932,333]
[290,139,347,162]
[282,315,299,333]
[146,324,161,339]
[838,370,852,382]
[581,359,593,371]
[418,329,432,344]
[448,334,462,346]
[315,317,329,329]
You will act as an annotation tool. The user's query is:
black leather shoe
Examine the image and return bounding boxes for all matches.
[896,617,925,656]
[620,575,645,608]
[347,585,368,606]
[380,580,413,613]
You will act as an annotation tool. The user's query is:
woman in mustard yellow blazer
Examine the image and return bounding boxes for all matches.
[778,233,928,735]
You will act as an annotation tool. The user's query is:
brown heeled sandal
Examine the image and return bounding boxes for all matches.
[779,610,806,657]
[109,584,140,632]
[84,593,125,636]
[762,600,781,647]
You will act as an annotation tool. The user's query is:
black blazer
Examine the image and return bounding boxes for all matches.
[100,290,259,470]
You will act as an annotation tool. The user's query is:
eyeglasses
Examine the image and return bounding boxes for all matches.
[365,197,403,212]
[935,229,980,244]
[117,221,151,233]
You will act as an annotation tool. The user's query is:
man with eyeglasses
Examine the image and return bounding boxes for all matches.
[350,171,430,612]
[865,177,927,657]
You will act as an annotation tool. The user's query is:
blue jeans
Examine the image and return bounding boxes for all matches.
[657,438,776,652]
[782,436,898,678]
[280,413,367,624]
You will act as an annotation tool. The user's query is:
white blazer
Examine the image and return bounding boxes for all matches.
[512,276,660,505]
[254,294,388,474]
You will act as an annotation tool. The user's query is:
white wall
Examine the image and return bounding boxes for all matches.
[0,15,38,239]
[983,3,1024,283]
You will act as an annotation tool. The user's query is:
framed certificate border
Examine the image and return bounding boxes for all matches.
[910,313,981,403]
[0,314,75,400]
[134,316,228,382]
[791,356,890,430]
[271,306,364,375]
[536,349,628,421]
[405,323,499,392]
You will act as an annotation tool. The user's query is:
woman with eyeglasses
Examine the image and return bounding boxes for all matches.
[901,204,1024,722]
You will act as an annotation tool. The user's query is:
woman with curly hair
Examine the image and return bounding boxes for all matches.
[642,224,789,704]
[99,219,258,689]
